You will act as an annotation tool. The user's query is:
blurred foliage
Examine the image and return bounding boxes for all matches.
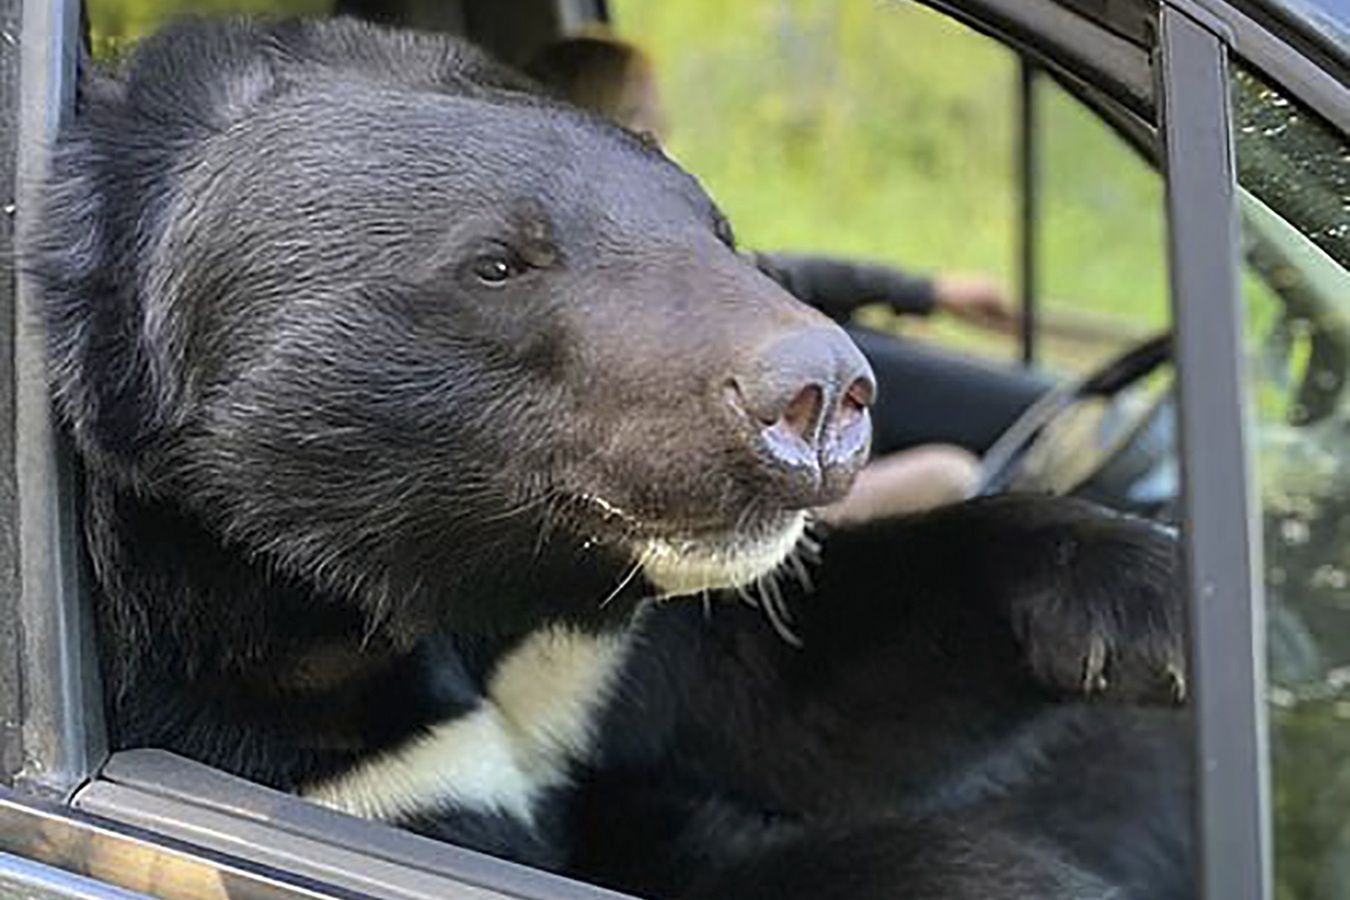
[88,0,331,59]
[609,0,1169,374]
[1273,698,1350,900]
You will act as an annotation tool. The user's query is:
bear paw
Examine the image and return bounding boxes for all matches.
[1012,518,1187,705]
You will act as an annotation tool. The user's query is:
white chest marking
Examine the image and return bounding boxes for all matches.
[303,627,628,824]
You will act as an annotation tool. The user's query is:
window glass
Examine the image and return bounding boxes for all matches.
[609,0,1019,363]
[1233,61,1350,900]
[1035,74,1169,375]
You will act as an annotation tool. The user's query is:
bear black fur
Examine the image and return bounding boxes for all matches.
[26,17,1191,899]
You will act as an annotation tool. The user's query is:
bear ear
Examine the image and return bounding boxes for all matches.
[25,22,280,485]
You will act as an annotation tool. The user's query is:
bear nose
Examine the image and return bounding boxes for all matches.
[727,327,876,508]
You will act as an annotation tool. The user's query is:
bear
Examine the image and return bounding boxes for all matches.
[25,16,1190,900]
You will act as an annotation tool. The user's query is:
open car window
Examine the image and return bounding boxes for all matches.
[1033,70,1168,374]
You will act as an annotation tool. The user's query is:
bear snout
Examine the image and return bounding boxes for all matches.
[725,326,876,509]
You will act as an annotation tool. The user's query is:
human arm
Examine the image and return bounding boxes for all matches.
[753,251,1015,330]
[751,251,938,322]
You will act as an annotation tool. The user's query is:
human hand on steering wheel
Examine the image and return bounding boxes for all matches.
[932,274,1018,332]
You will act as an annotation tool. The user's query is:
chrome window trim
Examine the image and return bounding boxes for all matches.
[0,851,152,900]
[0,787,349,899]
[0,0,25,789]
[77,782,530,900]
[77,750,638,900]
[12,0,106,800]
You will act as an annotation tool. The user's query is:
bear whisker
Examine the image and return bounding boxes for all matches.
[756,572,803,648]
[733,496,766,537]
[798,516,825,563]
[786,549,815,593]
[360,586,394,650]
[599,557,644,609]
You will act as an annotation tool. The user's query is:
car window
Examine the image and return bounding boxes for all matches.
[1232,59,1350,900]
[1034,73,1169,375]
[609,0,1020,364]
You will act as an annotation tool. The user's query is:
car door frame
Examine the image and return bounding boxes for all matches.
[4,1,1349,899]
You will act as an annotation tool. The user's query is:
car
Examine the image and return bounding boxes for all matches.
[0,0,1345,898]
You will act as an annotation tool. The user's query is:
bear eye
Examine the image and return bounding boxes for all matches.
[470,253,523,285]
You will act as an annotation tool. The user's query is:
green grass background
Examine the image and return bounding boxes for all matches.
[607,0,1171,373]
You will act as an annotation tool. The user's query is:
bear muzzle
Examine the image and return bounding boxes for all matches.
[725,326,876,509]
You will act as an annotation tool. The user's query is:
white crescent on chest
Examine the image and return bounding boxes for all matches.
[303,626,630,825]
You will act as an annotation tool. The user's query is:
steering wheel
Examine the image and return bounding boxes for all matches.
[976,334,1173,498]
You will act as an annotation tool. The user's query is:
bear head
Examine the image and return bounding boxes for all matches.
[28,18,875,639]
